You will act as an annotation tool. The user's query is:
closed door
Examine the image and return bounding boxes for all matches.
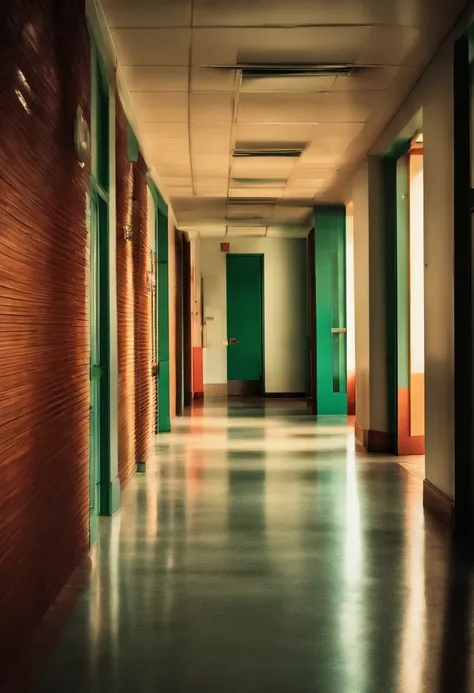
[226,254,264,396]
[89,190,102,546]
[314,207,347,415]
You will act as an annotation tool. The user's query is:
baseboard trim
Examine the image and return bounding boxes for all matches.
[398,436,425,455]
[204,383,228,398]
[423,479,454,529]
[355,422,391,453]
[264,392,306,398]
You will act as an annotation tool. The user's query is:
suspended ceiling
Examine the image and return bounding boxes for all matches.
[100,0,469,238]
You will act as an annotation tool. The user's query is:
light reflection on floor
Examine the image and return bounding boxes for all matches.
[28,399,474,693]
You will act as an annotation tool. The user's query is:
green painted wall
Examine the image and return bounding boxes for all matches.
[226,254,264,382]
[157,208,171,433]
[90,40,120,523]
[314,206,348,415]
[395,155,410,390]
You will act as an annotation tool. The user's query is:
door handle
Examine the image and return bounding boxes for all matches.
[228,338,239,345]
[331,328,347,334]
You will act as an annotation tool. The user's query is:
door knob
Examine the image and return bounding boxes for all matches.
[331,328,347,334]
[228,338,239,345]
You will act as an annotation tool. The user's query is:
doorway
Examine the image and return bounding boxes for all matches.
[88,188,109,545]
[226,254,264,396]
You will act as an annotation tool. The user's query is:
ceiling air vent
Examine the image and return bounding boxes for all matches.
[232,177,288,186]
[201,63,356,76]
[233,144,306,159]
[238,63,355,78]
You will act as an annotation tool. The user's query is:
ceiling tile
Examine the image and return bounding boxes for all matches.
[102,0,192,27]
[229,187,285,198]
[237,92,381,124]
[227,226,267,236]
[199,226,228,237]
[111,28,191,66]
[155,151,191,166]
[139,122,188,138]
[133,92,188,122]
[193,27,371,66]
[191,67,238,92]
[240,75,336,93]
[146,138,190,153]
[231,157,297,177]
[332,66,402,91]
[192,0,440,27]
[166,186,195,196]
[190,93,235,123]
[121,66,188,92]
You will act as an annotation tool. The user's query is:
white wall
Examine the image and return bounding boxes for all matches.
[348,9,474,498]
[200,237,307,394]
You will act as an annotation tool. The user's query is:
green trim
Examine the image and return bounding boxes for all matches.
[157,208,171,432]
[147,174,169,217]
[396,155,410,389]
[382,139,411,449]
[382,158,399,447]
[383,139,411,160]
[90,31,119,518]
[137,462,147,473]
[314,205,348,416]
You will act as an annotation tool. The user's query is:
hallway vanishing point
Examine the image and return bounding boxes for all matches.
[34,401,474,693]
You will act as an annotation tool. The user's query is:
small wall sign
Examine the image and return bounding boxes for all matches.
[220,243,230,253]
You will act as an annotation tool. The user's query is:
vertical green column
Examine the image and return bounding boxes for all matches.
[90,40,120,519]
[396,155,410,394]
[157,209,171,432]
[314,206,348,415]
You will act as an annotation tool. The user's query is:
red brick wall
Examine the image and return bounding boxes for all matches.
[133,154,152,469]
[116,98,152,482]
[0,0,90,682]
[116,98,136,485]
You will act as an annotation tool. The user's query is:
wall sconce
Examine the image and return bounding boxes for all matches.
[123,224,133,241]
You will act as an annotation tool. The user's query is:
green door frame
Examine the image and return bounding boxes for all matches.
[382,139,415,454]
[148,176,171,433]
[313,205,348,415]
[89,38,120,530]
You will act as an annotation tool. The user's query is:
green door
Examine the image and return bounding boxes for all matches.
[226,254,264,396]
[314,207,348,415]
[89,190,101,546]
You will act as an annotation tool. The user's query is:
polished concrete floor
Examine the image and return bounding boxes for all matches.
[31,400,474,692]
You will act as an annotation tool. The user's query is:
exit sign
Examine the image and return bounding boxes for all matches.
[220,243,230,252]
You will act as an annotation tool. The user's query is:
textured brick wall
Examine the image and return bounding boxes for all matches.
[0,0,90,681]
[133,154,152,469]
[116,98,152,482]
[116,97,136,485]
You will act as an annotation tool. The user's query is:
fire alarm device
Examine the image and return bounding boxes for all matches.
[220,243,230,252]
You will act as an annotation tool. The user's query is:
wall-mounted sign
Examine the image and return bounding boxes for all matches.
[220,243,230,253]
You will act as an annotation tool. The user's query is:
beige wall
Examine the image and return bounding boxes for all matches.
[352,162,371,431]
[349,8,474,498]
[352,157,388,434]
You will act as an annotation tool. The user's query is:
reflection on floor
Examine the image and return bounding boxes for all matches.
[30,400,474,692]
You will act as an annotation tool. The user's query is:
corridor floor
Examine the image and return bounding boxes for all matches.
[32,400,474,692]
